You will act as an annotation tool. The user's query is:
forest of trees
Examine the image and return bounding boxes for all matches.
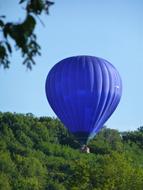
[0,112,143,190]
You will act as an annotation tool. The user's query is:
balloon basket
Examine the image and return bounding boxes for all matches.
[80,144,90,153]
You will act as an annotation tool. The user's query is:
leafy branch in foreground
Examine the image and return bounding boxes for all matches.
[0,0,54,69]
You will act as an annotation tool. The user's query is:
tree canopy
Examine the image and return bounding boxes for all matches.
[0,0,54,69]
[0,112,143,190]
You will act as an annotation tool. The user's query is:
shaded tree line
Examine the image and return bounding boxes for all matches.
[0,112,143,190]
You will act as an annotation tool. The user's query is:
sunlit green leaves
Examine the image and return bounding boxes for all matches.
[0,112,143,189]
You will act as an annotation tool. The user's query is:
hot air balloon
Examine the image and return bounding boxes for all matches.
[45,56,122,151]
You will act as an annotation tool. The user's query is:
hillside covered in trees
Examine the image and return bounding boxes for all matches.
[0,112,143,190]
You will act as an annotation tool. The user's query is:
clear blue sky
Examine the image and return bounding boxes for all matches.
[0,0,143,131]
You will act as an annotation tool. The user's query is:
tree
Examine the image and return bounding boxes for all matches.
[89,128,123,154]
[0,0,54,69]
[0,173,11,190]
[0,112,143,189]
[122,127,143,149]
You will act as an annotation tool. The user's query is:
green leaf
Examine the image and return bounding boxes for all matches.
[22,15,36,37]
[19,0,26,4]
[0,45,6,57]
[0,20,4,27]
[5,42,12,53]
